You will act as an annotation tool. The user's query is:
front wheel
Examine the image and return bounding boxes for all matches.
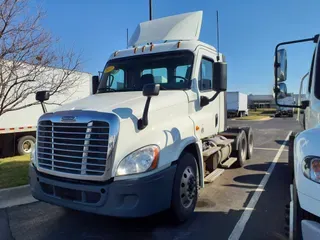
[170,152,198,223]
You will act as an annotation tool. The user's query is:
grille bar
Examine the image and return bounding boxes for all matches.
[38,130,109,135]
[38,146,107,155]
[38,152,107,161]
[39,136,107,141]
[37,140,106,148]
[39,125,109,129]
[38,157,106,167]
[37,120,109,176]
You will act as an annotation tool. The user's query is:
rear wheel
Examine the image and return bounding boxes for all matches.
[242,127,253,159]
[170,152,198,223]
[235,130,247,167]
[17,135,36,155]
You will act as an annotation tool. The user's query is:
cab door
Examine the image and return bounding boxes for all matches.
[193,48,220,139]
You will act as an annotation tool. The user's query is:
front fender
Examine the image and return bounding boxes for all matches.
[295,127,320,216]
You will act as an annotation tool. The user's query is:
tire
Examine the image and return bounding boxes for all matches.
[235,130,248,167]
[292,180,302,240]
[288,133,295,183]
[17,135,36,155]
[242,127,253,159]
[170,152,198,223]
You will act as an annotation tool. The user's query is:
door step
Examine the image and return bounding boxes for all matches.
[204,168,225,183]
[220,157,237,168]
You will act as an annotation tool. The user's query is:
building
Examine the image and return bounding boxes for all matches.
[248,94,275,108]
[248,94,305,109]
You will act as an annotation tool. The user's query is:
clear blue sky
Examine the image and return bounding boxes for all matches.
[33,0,320,95]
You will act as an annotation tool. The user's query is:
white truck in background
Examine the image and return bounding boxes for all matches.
[29,11,255,222]
[274,34,320,239]
[0,70,92,157]
[275,95,295,118]
[227,92,248,118]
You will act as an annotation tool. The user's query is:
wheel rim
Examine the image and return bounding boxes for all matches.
[180,166,196,209]
[22,140,34,153]
[241,138,246,160]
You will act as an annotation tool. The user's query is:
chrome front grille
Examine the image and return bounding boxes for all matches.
[37,120,109,176]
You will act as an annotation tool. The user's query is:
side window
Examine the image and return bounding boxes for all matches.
[198,58,213,91]
[142,68,168,83]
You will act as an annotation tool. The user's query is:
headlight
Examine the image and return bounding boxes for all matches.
[30,145,37,165]
[116,145,159,176]
[302,156,320,183]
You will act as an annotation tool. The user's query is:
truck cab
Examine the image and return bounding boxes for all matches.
[29,11,253,222]
[274,34,320,239]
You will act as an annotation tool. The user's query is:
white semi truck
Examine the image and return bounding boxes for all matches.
[29,11,254,222]
[274,34,320,239]
[226,91,248,118]
[0,69,92,157]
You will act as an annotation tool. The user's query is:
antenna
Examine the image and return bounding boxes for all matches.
[216,10,220,61]
[126,28,129,48]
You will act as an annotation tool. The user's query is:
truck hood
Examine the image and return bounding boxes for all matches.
[53,91,188,120]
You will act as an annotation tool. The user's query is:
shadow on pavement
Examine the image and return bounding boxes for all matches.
[8,201,243,240]
[275,140,289,146]
[244,163,271,172]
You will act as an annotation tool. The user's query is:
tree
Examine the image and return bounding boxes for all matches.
[0,0,83,116]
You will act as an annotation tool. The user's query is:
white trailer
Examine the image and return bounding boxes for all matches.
[227,92,248,118]
[0,70,92,157]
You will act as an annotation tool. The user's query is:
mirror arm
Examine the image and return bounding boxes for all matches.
[200,91,220,107]
[138,97,151,130]
[41,102,47,113]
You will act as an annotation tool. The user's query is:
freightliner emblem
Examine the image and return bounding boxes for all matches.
[61,116,76,122]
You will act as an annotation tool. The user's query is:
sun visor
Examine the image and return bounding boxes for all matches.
[128,11,203,47]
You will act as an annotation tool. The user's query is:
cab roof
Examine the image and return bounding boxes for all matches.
[109,40,218,60]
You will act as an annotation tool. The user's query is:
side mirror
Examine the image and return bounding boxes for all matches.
[143,83,160,97]
[275,49,287,82]
[213,62,227,92]
[274,82,288,99]
[92,76,99,94]
[35,91,50,113]
[36,91,50,102]
[138,83,160,130]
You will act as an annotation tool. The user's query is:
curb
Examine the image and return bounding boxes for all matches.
[0,185,38,209]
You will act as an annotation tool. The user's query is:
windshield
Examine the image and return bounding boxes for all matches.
[97,51,194,93]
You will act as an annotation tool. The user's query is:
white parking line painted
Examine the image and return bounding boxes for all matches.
[254,147,288,152]
[228,131,292,240]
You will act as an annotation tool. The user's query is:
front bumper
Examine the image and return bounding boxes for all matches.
[29,164,176,217]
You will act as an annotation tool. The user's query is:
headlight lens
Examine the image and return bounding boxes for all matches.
[302,156,320,183]
[116,145,159,176]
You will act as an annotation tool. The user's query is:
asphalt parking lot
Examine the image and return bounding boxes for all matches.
[1,117,301,240]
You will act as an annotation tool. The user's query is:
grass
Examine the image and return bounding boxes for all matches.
[248,108,276,116]
[0,155,30,189]
[235,115,270,120]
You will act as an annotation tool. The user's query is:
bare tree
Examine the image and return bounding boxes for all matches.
[0,0,83,116]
